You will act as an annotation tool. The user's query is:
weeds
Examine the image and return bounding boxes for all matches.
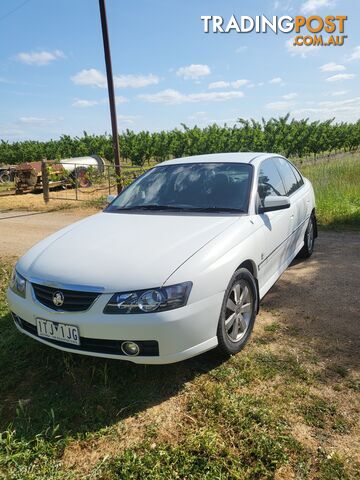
[300,157,360,229]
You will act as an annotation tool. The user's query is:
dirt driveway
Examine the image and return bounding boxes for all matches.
[0,209,97,259]
[1,209,359,366]
[263,230,360,368]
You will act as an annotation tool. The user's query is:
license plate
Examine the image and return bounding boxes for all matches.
[36,319,80,346]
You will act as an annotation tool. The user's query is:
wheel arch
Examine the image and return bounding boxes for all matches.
[235,259,260,313]
[236,259,257,278]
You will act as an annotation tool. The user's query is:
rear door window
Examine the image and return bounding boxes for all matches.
[275,158,299,196]
[288,162,304,189]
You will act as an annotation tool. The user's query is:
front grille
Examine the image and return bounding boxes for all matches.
[12,314,159,356]
[32,283,99,312]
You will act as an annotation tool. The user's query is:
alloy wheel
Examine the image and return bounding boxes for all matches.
[224,280,253,343]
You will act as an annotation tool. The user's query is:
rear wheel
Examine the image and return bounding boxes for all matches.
[217,268,257,356]
[298,213,316,259]
[0,171,10,183]
[72,167,91,188]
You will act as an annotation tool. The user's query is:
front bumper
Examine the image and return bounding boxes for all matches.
[7,285,223,364]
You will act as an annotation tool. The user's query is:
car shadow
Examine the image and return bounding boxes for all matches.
[0,312,224,441]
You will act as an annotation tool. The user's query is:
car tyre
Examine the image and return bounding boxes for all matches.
[298,213,316,259]
[217,268,258,357]
[0,171,11,183]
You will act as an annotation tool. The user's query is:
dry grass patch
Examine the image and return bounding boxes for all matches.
[0,191,100,213]
[61,394,188,475]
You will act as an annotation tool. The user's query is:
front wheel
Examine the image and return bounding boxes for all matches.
[217,268,258,356]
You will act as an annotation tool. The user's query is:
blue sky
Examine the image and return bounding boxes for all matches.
[0,0,359,141]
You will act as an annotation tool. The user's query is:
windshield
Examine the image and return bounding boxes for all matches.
[106,162,253,214]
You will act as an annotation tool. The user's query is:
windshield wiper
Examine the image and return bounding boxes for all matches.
[114,205,246,213]
[188,207,246,213]
[118,204,189,211]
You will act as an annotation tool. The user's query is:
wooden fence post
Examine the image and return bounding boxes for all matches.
[41,159,49,204]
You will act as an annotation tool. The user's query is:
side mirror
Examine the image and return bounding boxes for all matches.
[259,195,290,213]
[107,194,116,204]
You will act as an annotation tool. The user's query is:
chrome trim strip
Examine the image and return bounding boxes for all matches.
[26,276,105,293]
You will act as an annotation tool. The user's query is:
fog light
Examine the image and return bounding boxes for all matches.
[121,341,140,356]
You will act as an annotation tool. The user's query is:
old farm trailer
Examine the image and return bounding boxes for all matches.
[14,155,107,193]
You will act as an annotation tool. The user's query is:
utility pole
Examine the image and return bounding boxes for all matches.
[99,0,123,193]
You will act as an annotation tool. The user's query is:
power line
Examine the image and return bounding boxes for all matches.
[0,0,32,22]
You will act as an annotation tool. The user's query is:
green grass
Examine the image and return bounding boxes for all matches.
[1,156,360,478]
[299,156,360,230]
[1,263,359,479]
[299,396,350,433]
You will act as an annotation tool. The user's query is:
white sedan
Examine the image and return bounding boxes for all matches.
[7,153,317,364]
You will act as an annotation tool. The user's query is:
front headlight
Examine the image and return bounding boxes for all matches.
[103,282,192,314]
[10,269,27,298]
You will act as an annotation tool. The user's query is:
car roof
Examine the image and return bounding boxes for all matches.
[158,152,279,166]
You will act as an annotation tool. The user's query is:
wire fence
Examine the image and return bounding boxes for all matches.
[0,160,151,203]
[46,162,146,203]
[45,163,115,202]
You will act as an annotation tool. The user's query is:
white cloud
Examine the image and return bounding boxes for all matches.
[266,100,295,110]
[285,38,317,58]
[282,92,298,100]
[72,99,99,108]
[269,77,283,84]
[176,64,211,80]
[346,45,360,62]
[293,97,360,121]
[139,89,184,104]
[301,0,334,14]
[209,81,230,89]
[209,79,249,89]
[15,49,66,66]
[114,74,159,88]
[138,89,244,105]
[71,69,107,87]
[235,46,248,54]
[232,79,250,88]
[71,69,159,88]
[326,73,356,82]
[330,90,347,96]
[318,98,359,109]
[19,116,59,125]
[117,115,141,125]
[185,91,244,102]
[72,96,128,107]
[0,126,26,137]
[320,62,346,72]
[274,0,294,11]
